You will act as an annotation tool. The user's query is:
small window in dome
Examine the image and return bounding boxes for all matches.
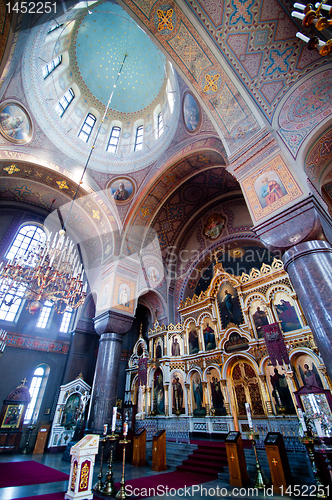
[134,125,143,151]
[158,112,164,138]
[78,113,96,143]
[43,55,62,79]
[107,126,121,153]
[55,88,75,117]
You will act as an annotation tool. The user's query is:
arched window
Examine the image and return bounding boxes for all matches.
[24,364,50,423]
[43,55,62,79]
[36,300,53,328]
[1,225,46,322]
[78,113,96,142]
[55,88,75,117]
[134,125,143,151]
[59,307,73,333]
[157,112,164,137]
[107,126,121,153]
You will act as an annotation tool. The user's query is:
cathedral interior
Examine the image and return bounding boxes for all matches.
[1,0,332,491]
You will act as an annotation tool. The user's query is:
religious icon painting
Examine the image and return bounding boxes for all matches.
[254,170,287,209]
[203,213,226,240]
[224,331,249,353]
[182,92,201,133]
[293,355,324,390]
[170,334,181,356]
[191,371,206,417]
[155,338,163,359]
[187,322,200,355]
[217,283,243,329]
[273,292,301,333]
[207,368,226,416]
[202,319,216,351]
[172,371,185,415]
[61,394,81,429]
[1,404,24,428]
[0,101,33,144]
[153,368,165,415]
[113,278,135,314]
[265,362,295,414]
[249,298,269,338]
[107,176,135,203]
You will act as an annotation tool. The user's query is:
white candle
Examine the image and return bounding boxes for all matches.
[291,11,305,20]
[296,32,310,43]
[111,407,117,432]
[314,419,324,437]
[294,2,306,10]
[103,424,108,436]
[123,422,128,437]
[245,403,253,429]
[297,408,307,432]
[316,2,332,11]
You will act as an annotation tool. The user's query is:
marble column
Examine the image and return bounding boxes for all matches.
[87,310,133,433]
[283,240,332,383]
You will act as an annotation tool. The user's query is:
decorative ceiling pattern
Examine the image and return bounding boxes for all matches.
[185,0,324,123]
[305,126,332,187]
[72,1,166,114]
[151,167,239,251]
[121,0,260,155]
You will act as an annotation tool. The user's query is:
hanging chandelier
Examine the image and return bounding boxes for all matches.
[0,230,87,314]
[292,2,332,56]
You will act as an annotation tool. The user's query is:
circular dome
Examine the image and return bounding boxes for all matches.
[22,0,180,174]
[74,3,166,114]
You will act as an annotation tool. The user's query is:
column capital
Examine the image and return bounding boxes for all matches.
[253,195,332,253]
[93,309,134,335]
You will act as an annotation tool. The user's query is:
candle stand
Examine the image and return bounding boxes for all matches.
[246,428,268,489]
[101,433,119,496]
[93,437,107,492]
[115,438,131,499]
[300,433,327,497]
[21,424,35,454]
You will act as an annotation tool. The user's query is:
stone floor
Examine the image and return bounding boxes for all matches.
[0,449,318,500]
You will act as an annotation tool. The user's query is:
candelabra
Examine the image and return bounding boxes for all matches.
[116,437,131,499]
[246,429,269,489]
[292,2,332,56]
[93,437,107,493]
[0,230,87,314]
[101,433,119,496]
[21,425,35,454]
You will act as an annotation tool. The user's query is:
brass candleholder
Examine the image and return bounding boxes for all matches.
[115,438,131,499]
[300,433,326,497]
[246,428,268,489]
[21,424,35,454]
[101,433,119,496]
[93,436,107,492]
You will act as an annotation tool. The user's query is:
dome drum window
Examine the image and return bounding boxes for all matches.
[79,113,96,142]
[55,88,75,117]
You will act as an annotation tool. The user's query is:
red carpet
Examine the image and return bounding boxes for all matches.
[114,471,212,499]
[0,460,69,488]
[178,441,227,478]
[12,495,101,500]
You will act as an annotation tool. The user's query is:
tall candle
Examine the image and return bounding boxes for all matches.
[111,407,117,432]
[245,402,253,429]
[103,424,108,436]
[123,422,128,437]
[297,408,307,432]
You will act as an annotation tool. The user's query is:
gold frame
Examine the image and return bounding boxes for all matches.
[1,404,24,429]
[0,101,33,145]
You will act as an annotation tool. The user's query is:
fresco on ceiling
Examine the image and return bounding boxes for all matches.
[218,283,243,328]
[183,92,200,132]
[242,155,303,221]
[254,171,286,209]
[193,245,275,297]
[274,292,301,333]
[0,103,32,144]
[203,213,225,240]
[108,177,134,202]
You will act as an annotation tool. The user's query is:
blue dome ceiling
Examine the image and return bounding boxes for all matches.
[74,2,166,113]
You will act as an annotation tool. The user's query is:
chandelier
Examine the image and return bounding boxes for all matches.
[0,230,87,314]
[292,2,332,56]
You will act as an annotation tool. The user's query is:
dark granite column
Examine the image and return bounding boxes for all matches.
[283,240,332,383]
[87,310,133,433]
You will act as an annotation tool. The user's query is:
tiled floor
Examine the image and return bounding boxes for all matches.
[0,451,296,499]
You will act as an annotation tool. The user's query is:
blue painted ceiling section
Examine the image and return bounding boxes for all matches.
[75,2,166,113]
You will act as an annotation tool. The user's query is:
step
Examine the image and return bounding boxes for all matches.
[177,464,222,477]
[191,449,227,459]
